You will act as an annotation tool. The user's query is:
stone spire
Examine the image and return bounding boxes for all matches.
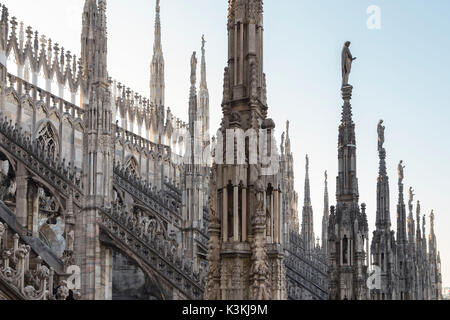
[198,35,210,147]
[407,188,416,247]
[205,0,286,301]
[375,121,390,229]
[370,120,397,300]
[282,120,299,234]
[301,155,315,252]
[396,160,410,300]
[150,0,165,137]
[415,200,424,300]
[421,213,429,300]
[407,186,417,300]
[328,45,368,300]
[416,201,422,245]
[321,170,329,257]
[336,86,358,204]
[80,0,113,300]
[428,210,440,300]
[81,0,108,89]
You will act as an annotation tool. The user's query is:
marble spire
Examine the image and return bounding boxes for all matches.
[150,0,165,108]
[301,155,315,252]
[321,170,329,257]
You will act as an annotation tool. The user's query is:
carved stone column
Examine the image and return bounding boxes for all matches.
[250,178,271,300]
[15,163,29,228]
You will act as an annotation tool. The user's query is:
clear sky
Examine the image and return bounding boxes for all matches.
[5,0,450,288]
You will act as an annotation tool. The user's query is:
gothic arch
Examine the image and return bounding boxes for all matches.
[125,155,139,177]
[34,120,60,160]
[132,204,168,239]
[0,150,17,210]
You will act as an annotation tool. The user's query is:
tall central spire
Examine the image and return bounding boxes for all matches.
[206,0,286,301]
[150,0,165,108]
[328,42,368,301]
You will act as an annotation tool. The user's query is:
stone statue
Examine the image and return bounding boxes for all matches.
[0,222,5,240]
[341,41,357,87]
[377,120,385,151]
[56,281,69,300]
[398,160,405,183]
[409,187,415,203]
[254,176,265,214]
[201,35,206,55]
[66,230,75,252]
[190,51,197,85]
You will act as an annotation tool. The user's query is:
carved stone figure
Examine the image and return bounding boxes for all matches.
[190,51,197,85]
[56,281,69,300]
[66,230,75,252]
[341,41,357,87]
[377,120,385,151]
[398,160,405,183]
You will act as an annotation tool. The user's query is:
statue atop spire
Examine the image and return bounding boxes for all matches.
[329,42,368,300]
[370,120,397,300]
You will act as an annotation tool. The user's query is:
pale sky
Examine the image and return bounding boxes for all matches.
[5,0,450,287]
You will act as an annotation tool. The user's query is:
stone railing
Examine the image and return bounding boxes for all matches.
[163,179,182,204]
[113,163,181,228]
[0,113,83,203]
[113,123,170,156]
[0,222,79,300]
[285,231,328,300]
[98,206,205,300]
[6,74,84,119]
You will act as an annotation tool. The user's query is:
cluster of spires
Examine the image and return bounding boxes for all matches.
[1,0,194,148]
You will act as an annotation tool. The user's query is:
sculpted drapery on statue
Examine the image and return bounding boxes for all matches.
[190,51,197,86]
[398,160,405,183]
[341,41,357,87]
[378,120,385,151]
